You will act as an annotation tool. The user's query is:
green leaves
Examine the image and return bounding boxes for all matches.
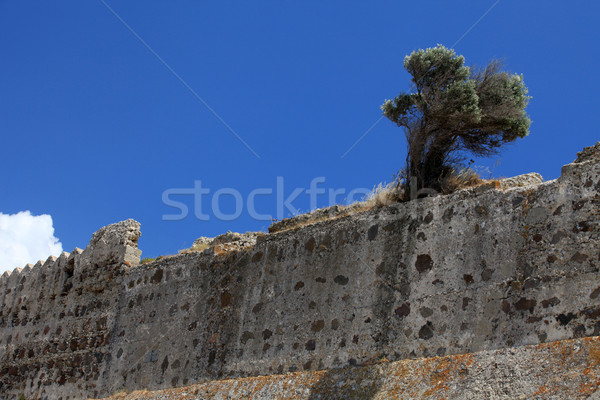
[381,93,418,124]
[404,45,470,93]
[437,80,481,123]
[381,44,531,192]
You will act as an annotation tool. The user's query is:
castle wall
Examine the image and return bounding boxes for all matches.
[100,336,600,400]
[1,144,599,399]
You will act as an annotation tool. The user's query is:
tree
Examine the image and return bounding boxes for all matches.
[381,45,531,194]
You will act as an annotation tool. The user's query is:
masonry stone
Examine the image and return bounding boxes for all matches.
[1,144,600,399]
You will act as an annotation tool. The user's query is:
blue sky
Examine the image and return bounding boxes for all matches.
[1,1,599,267]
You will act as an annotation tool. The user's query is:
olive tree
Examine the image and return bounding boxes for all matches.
[381,45,531,194]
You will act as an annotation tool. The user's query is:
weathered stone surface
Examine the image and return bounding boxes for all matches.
[188,231,261,256]
[0,220,141,398]
[498,172,543,189]
[80,219,142,267]
[98,335,600,399]
[269,205,346,233]
[1,143,600,399]
[212,231,259,247]
[575,142,600,163]
[191,236,213,248]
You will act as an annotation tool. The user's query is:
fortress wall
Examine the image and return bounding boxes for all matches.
[0,222,140,399]
[99,336,600,400]
[1,144,599,399]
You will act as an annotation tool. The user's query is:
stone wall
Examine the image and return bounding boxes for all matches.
[1,143,599,399]
[101,336,600,399]
[0,220,141,399]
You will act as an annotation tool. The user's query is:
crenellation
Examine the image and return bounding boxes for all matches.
[0,272,8,290]
[6,268,22,294]
[55,251,69,270]
[43,256,57,268]
[0,233,133,398]
[1,143,600,399]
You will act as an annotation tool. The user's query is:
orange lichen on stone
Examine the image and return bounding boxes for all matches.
[96,336,600,399]
[418,353,475,397]
[532,385,550,396]
[587,339,600,366]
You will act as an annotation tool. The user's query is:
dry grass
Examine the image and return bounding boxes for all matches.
[191,242,211,252]
[440,167,483,194]
[268,170,492,234]
[361,181,404,208]
[269,181,404,234]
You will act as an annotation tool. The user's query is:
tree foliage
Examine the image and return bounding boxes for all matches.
[382,45,531,193]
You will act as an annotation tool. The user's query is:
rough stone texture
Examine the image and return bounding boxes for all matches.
[192,231,261,249]
[268,205,348,233]
[575,142,600,164]
[98,335,600,399]
[0,221,140,399]
[498,172,543,189]
[80,219,142,268]
[190,237,213,248]
[188,232,262,256]
[1,143,600,399]
[269,173,546,234]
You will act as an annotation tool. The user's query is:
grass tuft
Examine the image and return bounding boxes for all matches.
[361,181,404,208]
[440,167,483,194]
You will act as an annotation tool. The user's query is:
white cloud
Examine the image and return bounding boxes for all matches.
[0,211,63,274]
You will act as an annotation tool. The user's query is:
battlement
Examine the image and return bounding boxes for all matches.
[1,143,600,399]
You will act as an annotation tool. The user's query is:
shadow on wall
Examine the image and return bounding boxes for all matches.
[307,365,384,400]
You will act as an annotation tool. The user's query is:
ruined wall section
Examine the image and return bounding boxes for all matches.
[100,144,600,396]
[1,144,600,399]
[0,220,141,399]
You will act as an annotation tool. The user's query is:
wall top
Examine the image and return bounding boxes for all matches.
[80,218,142,268]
